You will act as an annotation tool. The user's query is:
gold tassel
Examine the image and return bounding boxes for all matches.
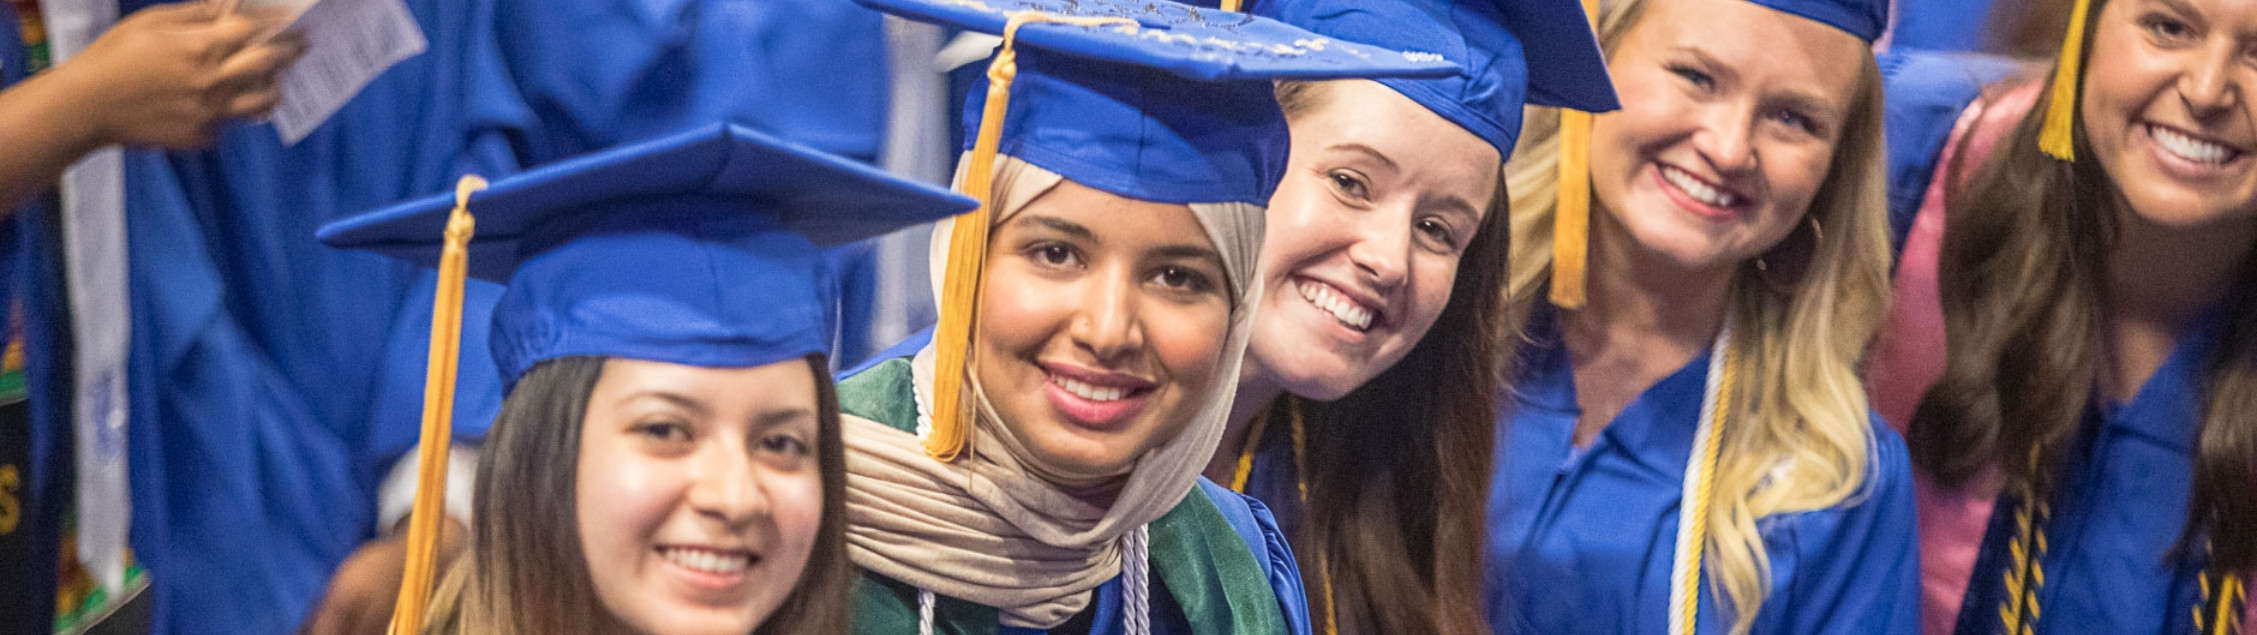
[924,12,1135,461]
[2039,0,2095,161]
[1549,0,1601,310]
[1220,0,1241,12]
[387,175,486,635]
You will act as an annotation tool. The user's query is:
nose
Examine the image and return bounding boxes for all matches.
[688,446,768,528]
[1694,103,1760,176]
[2179,45,2241,119]
[1070,269,1144,363]
[1346,205,1410,292]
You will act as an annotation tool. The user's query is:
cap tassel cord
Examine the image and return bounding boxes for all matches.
[386,175,486,635]
[1220,0,1241,12]
[2039,0,2094,161]
[1549,0,1601,310]
[926,12,1135,461]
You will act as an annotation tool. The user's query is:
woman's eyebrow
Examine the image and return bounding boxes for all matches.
[1018,214,1097,242]
[1327,142,1400,173]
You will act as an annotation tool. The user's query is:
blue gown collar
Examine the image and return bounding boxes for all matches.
[2104,307,2229,450]
[1513,307,1716,475]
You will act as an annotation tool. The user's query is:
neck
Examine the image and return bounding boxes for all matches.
[1207,359,1284,483]
[2108,211,2255,330]
[1563,219,1735,354]
[2099,207,2255,400]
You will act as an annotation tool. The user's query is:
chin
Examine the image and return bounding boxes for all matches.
[618,611,761,635]
[2120,188,2257,229]
[1277,365,1364,402]
[1018,424,1141,476]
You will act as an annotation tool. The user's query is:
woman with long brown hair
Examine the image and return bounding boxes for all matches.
[1485,0,1916,632]
[315,124,974,634]
[1207,1,1616,633]
[1877,0,2257,630]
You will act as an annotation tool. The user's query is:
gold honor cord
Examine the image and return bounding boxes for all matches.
[1548,0,1602,310]
[386,175,486,635]
[2199,559,2247,635]
[1669,323,1736,635]
[2039,0,2094,160]
[1227,400,1335,635]
[925,11,1136,461]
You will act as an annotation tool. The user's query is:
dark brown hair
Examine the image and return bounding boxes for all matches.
[1268,80,1509,635]
[428,354,852,633]
[1911,0,2257,573]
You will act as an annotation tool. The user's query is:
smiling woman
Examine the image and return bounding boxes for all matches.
[1216,0,1619,631]
[1889,0,2257,631]
[311,124,977,635]
[1488,0,1913,633]
[827,1,1456,633]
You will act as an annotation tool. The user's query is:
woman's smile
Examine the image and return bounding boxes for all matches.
[1039,360,1157,429]
[1654,162,1751,220]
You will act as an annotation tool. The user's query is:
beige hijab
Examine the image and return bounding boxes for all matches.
[843,155,1264,628]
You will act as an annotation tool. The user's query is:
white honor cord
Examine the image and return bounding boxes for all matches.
[1668,322,1734,635]
[913,523,1152,635]
[918,588,937,635]
[1124,524,1152,635]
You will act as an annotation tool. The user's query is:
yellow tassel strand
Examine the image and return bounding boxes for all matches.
[924,12,1135,461]
[386,175,486,635]
[1549,0,1602,309]
[2038,0,2095,160]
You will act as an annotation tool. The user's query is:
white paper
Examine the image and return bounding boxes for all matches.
[256,0,426,145]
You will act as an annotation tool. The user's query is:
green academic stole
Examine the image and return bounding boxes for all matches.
[840,358,1289,634]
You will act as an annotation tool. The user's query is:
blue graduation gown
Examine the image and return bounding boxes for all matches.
[116,0,529,630]
[1878,49,2019,252]
[1485,320,1920,634]
[1954,315,2224,634]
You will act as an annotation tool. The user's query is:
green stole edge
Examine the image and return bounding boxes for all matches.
[838,358,1288,634]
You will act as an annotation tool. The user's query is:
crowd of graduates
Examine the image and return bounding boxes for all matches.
[0,0,2250,633]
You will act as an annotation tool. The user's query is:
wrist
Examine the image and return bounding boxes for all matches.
[21,67,119,153]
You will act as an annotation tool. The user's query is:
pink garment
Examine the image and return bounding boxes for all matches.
[1867,82,2257,632]
[1863,83,2037,635]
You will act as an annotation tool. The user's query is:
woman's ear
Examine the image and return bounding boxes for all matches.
[1756,214,1823,294]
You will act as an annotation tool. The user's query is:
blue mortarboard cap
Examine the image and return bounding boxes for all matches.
[319,123,979,385]
[1748,0,1887,42]
[863,0,1460,205]
[1253,0,1619,154]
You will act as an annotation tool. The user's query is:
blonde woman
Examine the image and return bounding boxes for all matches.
[1484,0,1914,632]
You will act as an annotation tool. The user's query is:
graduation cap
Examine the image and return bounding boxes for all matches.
[1549,0,1886,309]
[853,0,1463,460]
[1253,0,1621,154]
[316,123,976,633]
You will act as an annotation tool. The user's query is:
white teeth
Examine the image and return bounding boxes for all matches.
[662,547,749,574]
[1296,280,1374,331]
[1050,374,1128,402]
[1661,165,1737,207]
[2152,124,2236,164]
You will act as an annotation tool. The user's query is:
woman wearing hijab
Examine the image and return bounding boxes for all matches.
[1485,0,1917,632]
[829,1,1455,633]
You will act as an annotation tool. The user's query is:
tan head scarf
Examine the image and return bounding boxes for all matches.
[843,155,1264,628]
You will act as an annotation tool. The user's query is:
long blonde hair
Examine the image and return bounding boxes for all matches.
[1498,0,1893,631]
